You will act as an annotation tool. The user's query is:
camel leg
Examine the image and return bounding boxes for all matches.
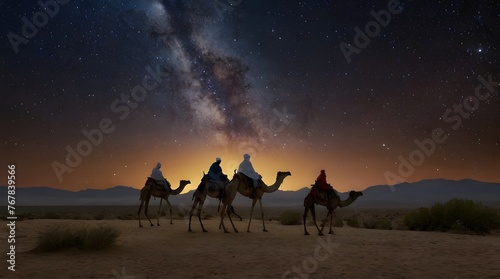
[217,204,224,230]
[197,200,207,232]
[231,206,243,221]
[219,202,230,233]
[137,200,144,227]
[188,198,198,232]
[258,199,268,232]
[166,199,173,224]
[219,205,243,230]
[220,191,238,233]
[227,206,238,233]
[303,202,310,235]
[247,199,258,232]
[311,204,323,236]
[329,211,336,234]
[222,194,238,233]
[189,193,207,233]
[156,198,163,226]
[144,199,154,227]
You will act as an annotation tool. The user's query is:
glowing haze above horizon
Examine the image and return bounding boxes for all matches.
[1,0,499,193]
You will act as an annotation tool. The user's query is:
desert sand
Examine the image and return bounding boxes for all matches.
[3,214,500,279]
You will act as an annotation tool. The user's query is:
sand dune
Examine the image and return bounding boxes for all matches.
[5,218,500,279]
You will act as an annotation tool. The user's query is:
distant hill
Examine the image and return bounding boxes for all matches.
[0,186,140,206]
[356,179,500,207]
[1,179,499,207]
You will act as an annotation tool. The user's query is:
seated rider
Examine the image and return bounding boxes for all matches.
[207,157,228,183]
[316,170,334,196]
[238,154,261,189]
[150,162,171,191]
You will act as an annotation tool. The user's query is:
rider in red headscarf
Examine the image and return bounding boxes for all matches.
[316,170,334,193]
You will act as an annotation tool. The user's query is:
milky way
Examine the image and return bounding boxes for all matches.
[119,1,290,149]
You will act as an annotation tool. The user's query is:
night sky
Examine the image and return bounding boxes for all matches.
[1,0,499,192]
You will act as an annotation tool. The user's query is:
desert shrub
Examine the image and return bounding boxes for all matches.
[429,203,446,231]
[34,225,75,252]
[363,218,392,230]
[404,199,500,234]
[278,211,302,225]
[404,207,433,231]
[35,225,120,252]
[346,217,360,228]
[376,219,392,230]
[82,226,120,250]
[363,219,376,229]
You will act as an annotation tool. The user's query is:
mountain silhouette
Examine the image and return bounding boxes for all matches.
[1,179,499,207]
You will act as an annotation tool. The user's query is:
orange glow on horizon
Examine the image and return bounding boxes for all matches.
[11,140,500,194]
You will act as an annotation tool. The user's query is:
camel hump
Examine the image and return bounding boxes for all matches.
[239,173,256,187]
[310,184,336,202]
[148,178,169,191]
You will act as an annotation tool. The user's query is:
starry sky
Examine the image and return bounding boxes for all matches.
[1,0,499,192]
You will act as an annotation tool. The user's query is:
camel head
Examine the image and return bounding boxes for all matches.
[277,171,292,179]
[348,190,363,199]
[181,180,191,186]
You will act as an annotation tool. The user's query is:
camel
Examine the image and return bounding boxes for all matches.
[137,179,191,227]
[188,174,241,233]
[303,189,363,235]
[220,171,291,233]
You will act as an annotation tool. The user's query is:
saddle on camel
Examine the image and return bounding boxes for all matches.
[147,177,172,191]
[238,172,263,198]
[310,170,336,202]
[198,174,227,200]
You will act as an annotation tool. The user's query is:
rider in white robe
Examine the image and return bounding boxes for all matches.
[238,154,261,189]
[150,162,171,191]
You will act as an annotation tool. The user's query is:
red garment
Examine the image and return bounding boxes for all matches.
[316,171,332,192]
[316,172,327,184]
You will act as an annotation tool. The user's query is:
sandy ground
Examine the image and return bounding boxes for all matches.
[3,218,500,279]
